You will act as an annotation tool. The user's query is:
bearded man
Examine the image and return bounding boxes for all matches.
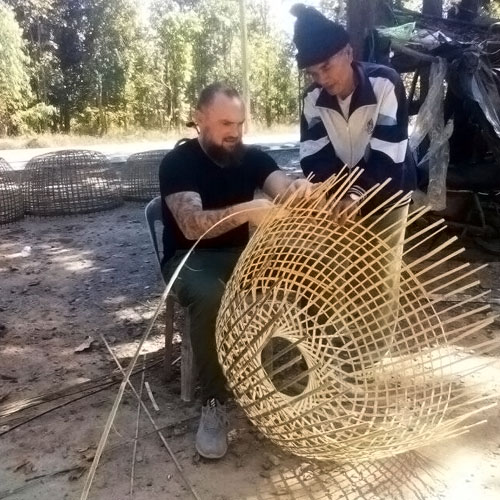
[159,82,312,459]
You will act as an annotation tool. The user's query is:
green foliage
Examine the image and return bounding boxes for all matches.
[14,102,58,134]
[0,0,315,136]
[7,0,496,138]
[319,0,346,21]
[0,2,32,134]
[484,0,500,17]
[158,9,202,128]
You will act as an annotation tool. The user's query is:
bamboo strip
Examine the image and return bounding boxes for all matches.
[215,171,499,462]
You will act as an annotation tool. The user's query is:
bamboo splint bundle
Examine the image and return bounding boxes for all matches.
[216,168,498,462]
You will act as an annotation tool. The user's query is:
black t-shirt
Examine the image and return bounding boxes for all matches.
[159,139,279,264]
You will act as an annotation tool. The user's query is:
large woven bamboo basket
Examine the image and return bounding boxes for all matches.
[23,149,123,216]
[0,158,24,225]
[121,149,168,201]
[216,169,497,462]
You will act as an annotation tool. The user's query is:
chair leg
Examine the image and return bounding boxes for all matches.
[181,311,196,402]
[164,295,174,382]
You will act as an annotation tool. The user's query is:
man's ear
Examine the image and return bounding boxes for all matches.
[346,44,353,62]
[194,109,204,127]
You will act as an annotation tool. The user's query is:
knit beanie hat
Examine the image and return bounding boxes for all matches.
[291,3,350,69]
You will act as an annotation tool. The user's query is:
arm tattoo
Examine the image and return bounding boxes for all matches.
[166,191,247,240]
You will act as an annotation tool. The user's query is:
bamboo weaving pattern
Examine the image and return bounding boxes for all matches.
[0,158,24,225]
[121,149,168,201]
[216,169,497,462]
[23,150,122,216]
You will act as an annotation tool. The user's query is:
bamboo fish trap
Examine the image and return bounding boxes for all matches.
[23,150,122,216]
[216,168,498,462]
[121,149,168,201]
[0,158,24,225]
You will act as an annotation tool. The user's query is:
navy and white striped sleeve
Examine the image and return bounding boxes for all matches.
[300,89,343,183]
[358,74,409,195]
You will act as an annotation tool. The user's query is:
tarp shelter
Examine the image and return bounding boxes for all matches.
[366,9,500,238]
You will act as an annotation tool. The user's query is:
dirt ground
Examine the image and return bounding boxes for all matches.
[1,203,500,500]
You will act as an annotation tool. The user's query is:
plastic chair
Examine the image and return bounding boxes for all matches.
[144,196,196,402]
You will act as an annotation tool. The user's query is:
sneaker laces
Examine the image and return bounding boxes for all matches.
[202,398,228,431]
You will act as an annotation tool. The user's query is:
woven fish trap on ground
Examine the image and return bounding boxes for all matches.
[216,168,498,462]
[0,158,24,224]
[23,150,123,216]
[121,149,168,201]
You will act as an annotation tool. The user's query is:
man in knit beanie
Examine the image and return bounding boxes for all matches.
[290,3,416,222]
[291,4,417,374]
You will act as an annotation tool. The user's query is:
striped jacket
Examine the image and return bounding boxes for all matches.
[300,61,416,208]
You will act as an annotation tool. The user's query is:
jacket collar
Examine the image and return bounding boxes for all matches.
[315,61,377,115]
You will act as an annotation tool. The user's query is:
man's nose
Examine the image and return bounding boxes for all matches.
[231,123,242,136]
[316,72,330,88]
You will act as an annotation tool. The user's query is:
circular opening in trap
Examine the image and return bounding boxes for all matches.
[260,336,309,397]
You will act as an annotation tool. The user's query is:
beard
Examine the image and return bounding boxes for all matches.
[201,137,246,167]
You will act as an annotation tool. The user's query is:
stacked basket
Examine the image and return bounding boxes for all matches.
[0,158,24,225]
[23,150,122,216]
[121,149,168,201]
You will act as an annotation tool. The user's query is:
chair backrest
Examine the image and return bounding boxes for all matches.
[144,196,164,276]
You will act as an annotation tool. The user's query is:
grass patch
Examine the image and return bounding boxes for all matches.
[0,124,299,150]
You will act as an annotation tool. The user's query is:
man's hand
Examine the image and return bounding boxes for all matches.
[263,171,318,202]
[286,178,314,199]
[245,198,275,226]
[331,195,360,225]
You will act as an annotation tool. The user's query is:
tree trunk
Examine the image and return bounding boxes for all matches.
[423,0,443,17]
[347,0,394,59]
[457,0,481,20]
[62,107,70,133]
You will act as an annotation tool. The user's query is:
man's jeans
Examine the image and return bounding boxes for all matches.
[162,248,243,403]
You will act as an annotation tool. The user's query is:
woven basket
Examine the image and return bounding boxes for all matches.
[121,149,168,201]
[0,158,24,224]
[216,169,497,462]
[23,150,123,216]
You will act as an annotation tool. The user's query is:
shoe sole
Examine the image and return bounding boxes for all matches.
[195,443,227,460]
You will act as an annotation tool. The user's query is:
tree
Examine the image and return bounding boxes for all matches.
[0,2,32,134]
[83,0,142,133]
[3,0,58,104]
[423,0,443,16]
[346,0,395,58]
[0,0,303,135]
[158,9,201,128]
[319,0,345,21]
